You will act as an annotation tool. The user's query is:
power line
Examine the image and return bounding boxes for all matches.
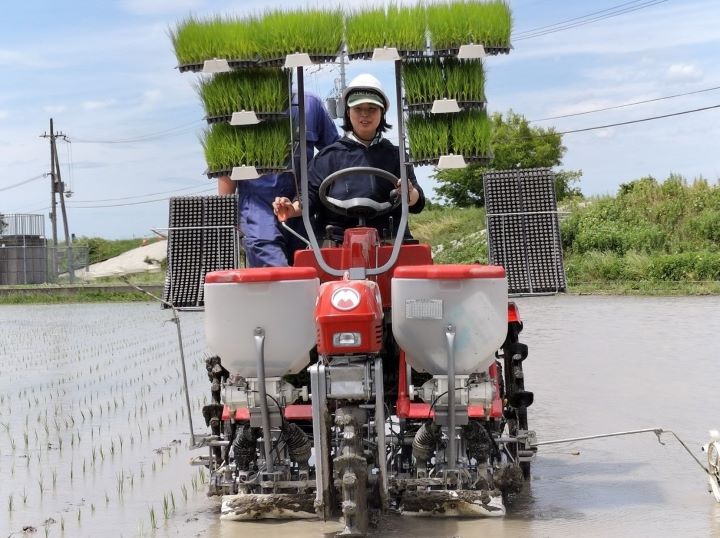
[69,182,214,203]
[514,0,649,36]
[66,187,216,208]
[514,0,667,41]
[0,174,47,193]
[71,120,203,144]
[558,104,720,135]
[530,85,720,122]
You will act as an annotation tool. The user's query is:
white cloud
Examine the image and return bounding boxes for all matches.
[0,110,8,119]
[665,64,704,82]
[43,105,68,114]
[82,99,117,111]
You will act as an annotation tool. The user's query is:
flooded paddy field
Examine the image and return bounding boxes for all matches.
[3,296,720,537]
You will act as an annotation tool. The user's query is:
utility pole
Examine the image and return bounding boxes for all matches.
[40,119,74,282]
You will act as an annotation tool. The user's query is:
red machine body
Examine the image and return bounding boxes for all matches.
[315,279,383,355]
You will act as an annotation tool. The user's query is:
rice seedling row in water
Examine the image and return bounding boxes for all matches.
[202,121,291,171]
[1,304,214,537]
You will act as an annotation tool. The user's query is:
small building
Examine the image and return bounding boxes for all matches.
[0,214,48,285]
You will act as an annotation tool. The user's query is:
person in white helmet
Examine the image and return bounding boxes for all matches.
[273,73,425,245]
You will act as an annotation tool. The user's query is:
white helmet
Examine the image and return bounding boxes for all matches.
[342,73,390,112]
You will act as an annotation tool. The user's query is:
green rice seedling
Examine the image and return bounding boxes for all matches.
[449,109,492,157]
[170,16,260,66]
[407,112,450,161]
[77,507,81,523]
[38,475,44,497]
[162,495,171,519]
[22,489,27,504]
[91,503,96,514]
[181,484,188,502]
[427,1,512,51]
[403,59,445,104]
[52,468,57,489]
[105,491,110,504]
[464,0,512,48]
[149,506,158,530]
[198,467,207,485]
[444,58,485,102]
[191,475,198,493]
[170,492,176,512]
[255,8,342,61]
[386,2,426,53]
[202,121,291,172]
[60,517,64,532]
[345,7,386,54]
[7,494,12,512]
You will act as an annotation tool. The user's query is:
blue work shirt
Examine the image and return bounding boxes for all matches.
[236,93,339,266]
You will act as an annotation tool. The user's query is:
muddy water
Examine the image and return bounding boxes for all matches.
[3,296,720,537]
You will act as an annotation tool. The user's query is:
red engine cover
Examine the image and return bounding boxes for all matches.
[315,279,383,355]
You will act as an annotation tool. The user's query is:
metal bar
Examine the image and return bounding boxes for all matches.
[374,357,387,505]
[486,210,569,217]
[152,225,236,232]
[369,58,407,277]
[253,327,273,473]
[533,427,710,475]
[445,324,456,470]
[120,279,196,446]
[309,363,325,510]
[533,427,666,446]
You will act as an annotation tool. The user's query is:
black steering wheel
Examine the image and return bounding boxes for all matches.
[318,166,401,221]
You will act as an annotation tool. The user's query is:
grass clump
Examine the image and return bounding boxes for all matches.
[427,0,512,50]
[170,16,259,66]
[196,69,289,117]
[202,121,290,171]
[255,8,342,61]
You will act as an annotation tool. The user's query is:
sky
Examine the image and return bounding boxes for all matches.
[1,0,719,239]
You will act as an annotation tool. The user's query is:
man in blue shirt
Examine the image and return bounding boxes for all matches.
[218,93,339,267]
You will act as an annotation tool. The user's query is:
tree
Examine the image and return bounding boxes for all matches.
[0,213,7,236]
[433,110,582,206]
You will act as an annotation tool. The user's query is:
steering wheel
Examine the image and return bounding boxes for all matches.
[318,166,401,221]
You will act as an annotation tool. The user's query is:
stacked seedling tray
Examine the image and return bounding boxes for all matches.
[172,8,343,180]
[162,194,240,309]
[172,1,512,177]
[404,57,491,167]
